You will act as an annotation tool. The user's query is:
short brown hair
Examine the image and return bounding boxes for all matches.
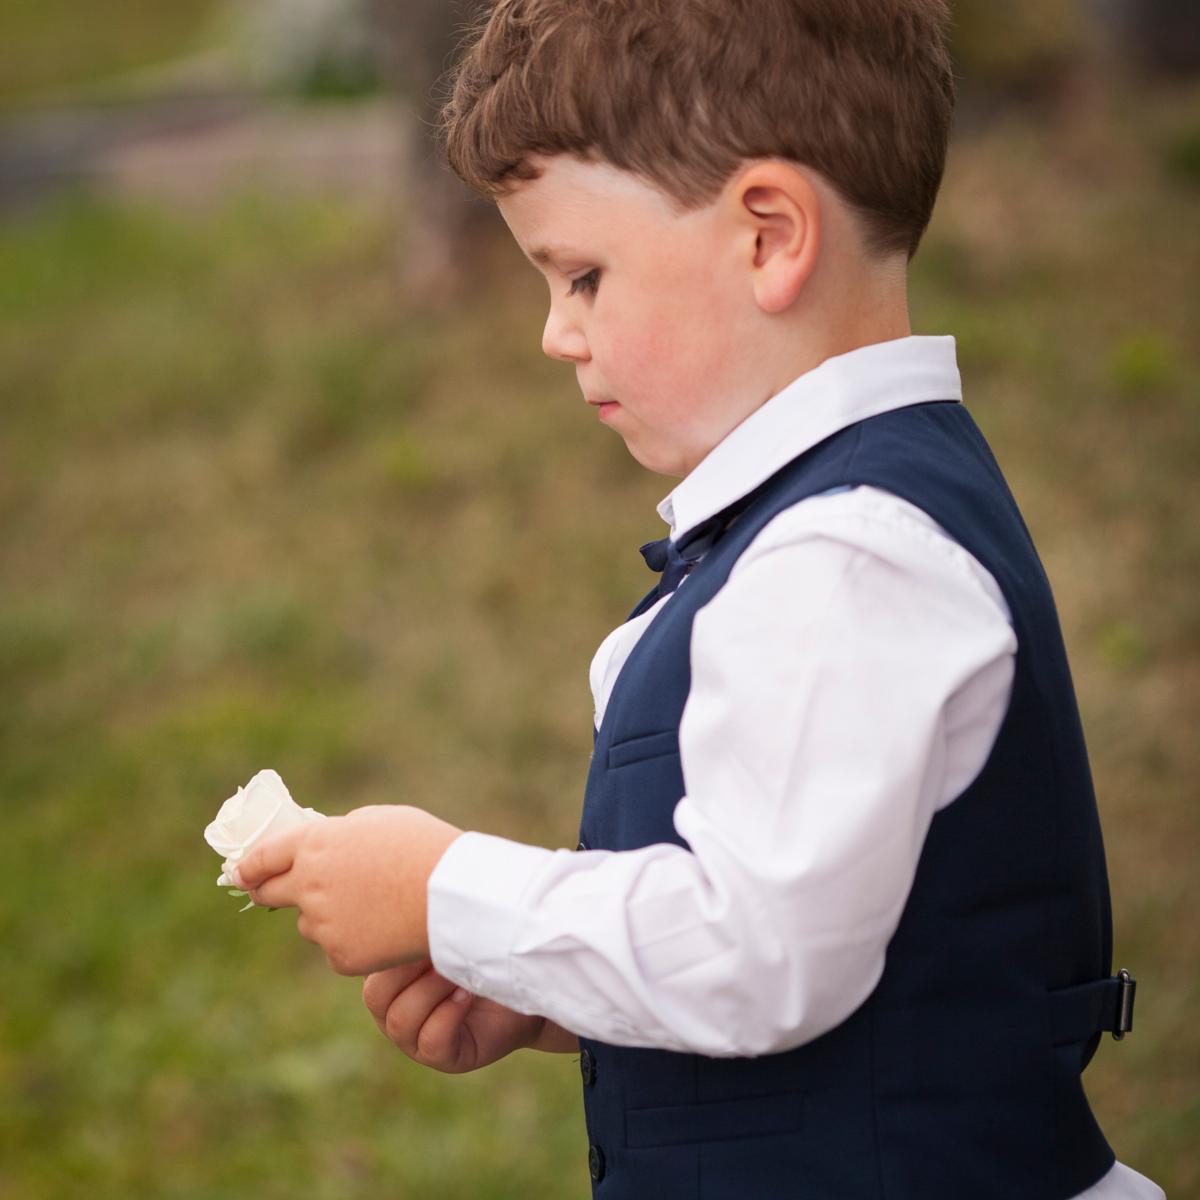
[439,0,956,262]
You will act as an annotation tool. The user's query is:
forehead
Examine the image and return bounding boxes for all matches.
[498,155,685,264]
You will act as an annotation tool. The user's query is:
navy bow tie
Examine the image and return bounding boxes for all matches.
[639,515,728,599]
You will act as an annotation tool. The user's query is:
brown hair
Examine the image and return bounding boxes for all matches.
[438,0,957,262]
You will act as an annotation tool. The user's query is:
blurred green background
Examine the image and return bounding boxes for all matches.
[1,2,1197,1197]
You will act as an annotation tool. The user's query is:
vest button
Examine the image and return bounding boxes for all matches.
[588,1143,606,1182]
[576,839,588,852]
[579,1047,597,1087]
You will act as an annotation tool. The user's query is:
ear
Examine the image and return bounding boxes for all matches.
[733,162,821,315]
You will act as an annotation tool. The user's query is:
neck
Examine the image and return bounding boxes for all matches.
[758,267,912,405]
[674,286,913,480]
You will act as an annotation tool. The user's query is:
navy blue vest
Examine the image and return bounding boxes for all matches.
[576,401,1120,1199]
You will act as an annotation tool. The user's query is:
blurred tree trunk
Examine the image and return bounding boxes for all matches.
[1093,0,1200,75]
[369,0,498,309]
[949,0,1095,114]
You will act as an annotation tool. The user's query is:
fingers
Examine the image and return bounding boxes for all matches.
[368,964,466,1061]
[235,827,303,891]
[362,961,435,1030]
[247,870,298,911]
[384,970,461,1058]
[412,990,474,1070]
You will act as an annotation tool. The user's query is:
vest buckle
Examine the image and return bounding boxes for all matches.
[1112,968,1136,1040]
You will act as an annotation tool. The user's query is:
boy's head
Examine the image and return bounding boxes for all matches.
[443,0,955,263]
[439,0,957,476]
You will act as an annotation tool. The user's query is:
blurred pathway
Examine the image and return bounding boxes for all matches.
[99,100,406,207]
[0,52,408,212]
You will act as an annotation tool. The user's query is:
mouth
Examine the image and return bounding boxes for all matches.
[587,398,621,422]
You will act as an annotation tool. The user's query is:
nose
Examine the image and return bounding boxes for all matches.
[542,302,590,363]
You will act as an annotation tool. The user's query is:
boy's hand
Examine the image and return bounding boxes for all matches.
[362,960,561,1074]
[233,805,464,976]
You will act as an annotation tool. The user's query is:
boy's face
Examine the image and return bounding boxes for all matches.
[497,155,764,478]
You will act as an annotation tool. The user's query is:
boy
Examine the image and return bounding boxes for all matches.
[234,2,1162,1196]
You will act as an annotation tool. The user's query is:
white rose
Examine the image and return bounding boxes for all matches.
[205,769,325,890]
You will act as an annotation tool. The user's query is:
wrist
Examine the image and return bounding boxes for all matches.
[529,1018,579,1054]
[411,816,467,958]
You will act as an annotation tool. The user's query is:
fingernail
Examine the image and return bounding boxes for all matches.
[451,987,471,1004]
[230,866,245,889]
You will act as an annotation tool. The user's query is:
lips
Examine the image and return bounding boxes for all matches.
[583,391,620,421]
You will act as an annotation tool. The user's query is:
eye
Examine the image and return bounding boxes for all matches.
[568,269,600,299]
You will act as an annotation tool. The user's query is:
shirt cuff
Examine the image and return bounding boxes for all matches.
[426,830,562,1011]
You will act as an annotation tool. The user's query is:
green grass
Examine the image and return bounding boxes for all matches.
[1,76,1198,1197]
[1,0,223,112]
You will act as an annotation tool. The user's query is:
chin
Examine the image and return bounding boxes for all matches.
[624,438,689,479]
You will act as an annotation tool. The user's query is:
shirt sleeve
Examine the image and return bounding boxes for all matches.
[427,486,1017,1056]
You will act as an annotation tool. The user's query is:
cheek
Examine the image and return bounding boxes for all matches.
[600,329,692,427]
[634,315,737,411]
[600,296,725,391]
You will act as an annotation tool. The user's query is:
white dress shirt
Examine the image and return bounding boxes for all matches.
[427,336,1162,1200]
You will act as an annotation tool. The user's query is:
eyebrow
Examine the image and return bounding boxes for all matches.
[528,244,577,268]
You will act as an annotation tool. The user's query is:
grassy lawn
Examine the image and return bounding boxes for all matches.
[1,75,1197,1197]
[1,0,222,111]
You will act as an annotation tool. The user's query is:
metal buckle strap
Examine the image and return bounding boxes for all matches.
[1049,969,1137,1044]
[1113,968,1136,1040]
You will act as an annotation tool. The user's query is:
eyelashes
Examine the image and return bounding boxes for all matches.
[568,269,601,298]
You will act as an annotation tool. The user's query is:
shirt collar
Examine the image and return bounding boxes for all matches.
[656,334,962,538]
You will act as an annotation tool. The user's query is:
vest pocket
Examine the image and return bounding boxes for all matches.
[624,1091,804,1148]
[607,729,679,769]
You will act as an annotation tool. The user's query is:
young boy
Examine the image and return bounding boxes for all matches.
[234,2,1162,1196]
